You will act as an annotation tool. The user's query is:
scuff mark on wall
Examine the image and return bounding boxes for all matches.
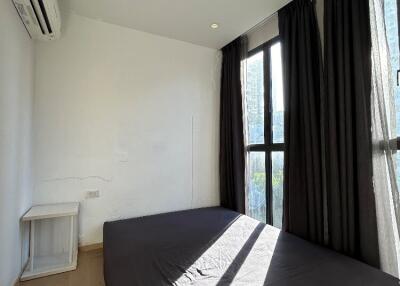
[41,175,113,183]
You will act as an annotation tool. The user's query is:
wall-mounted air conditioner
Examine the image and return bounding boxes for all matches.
[12,0,61,41]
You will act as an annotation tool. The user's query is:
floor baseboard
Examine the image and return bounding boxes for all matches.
[79,242,103,252]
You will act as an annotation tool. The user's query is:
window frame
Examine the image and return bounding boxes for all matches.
[245,36,284,226]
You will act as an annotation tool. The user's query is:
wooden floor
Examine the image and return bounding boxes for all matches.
[18,249,105,286]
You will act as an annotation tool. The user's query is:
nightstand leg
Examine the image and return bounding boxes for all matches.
[30,220,35,271]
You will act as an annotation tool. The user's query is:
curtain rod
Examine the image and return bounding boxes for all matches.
[242,0,294,36]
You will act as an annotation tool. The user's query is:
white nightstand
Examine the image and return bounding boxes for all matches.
[20,202,79,281]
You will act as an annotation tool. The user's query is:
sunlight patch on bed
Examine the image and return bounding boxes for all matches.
[174,216,280,285]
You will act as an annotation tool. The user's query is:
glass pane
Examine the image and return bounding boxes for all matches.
[271,43,284,143]
[247,152,266,223]
[384,0,400,188]
[246,51,264,145]
[272,152,284,228]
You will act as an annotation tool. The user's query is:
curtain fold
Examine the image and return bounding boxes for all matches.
[278,0,325,244]
[324,0,380,267]
[219,37,247,214]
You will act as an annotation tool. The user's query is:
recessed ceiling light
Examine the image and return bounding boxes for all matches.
[210,23,219,29]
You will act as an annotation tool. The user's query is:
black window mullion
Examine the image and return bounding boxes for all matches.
[264,45,272,147]
[247,145,265,152]
[264,43,273,225]
[246,143,284,152]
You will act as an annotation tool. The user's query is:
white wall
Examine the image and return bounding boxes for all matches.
[33,12,221,245]
[0,0,34,285]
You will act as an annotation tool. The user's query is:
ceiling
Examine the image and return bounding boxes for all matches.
[63,0,291,49]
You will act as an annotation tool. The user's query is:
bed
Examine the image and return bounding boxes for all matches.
[103,207,398,285]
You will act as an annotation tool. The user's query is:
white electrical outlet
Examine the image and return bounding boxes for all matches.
[86,190,100,199]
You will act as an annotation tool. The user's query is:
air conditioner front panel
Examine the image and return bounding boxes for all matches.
[12,0,61,41]
[13,0,41,38]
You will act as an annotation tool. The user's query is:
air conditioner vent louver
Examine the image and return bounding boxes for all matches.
[13,0,61,41]
[38,0,52,34]
[27,5,39,27]
[29,0,45,34]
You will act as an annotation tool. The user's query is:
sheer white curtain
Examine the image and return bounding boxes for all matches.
[370,0,400,277]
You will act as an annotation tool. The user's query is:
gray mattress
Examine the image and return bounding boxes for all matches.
[103,207,398,286]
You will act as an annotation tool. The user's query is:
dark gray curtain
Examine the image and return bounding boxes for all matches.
[278,0,325,244]
[324,0,380,267]
[219,37,247,214]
